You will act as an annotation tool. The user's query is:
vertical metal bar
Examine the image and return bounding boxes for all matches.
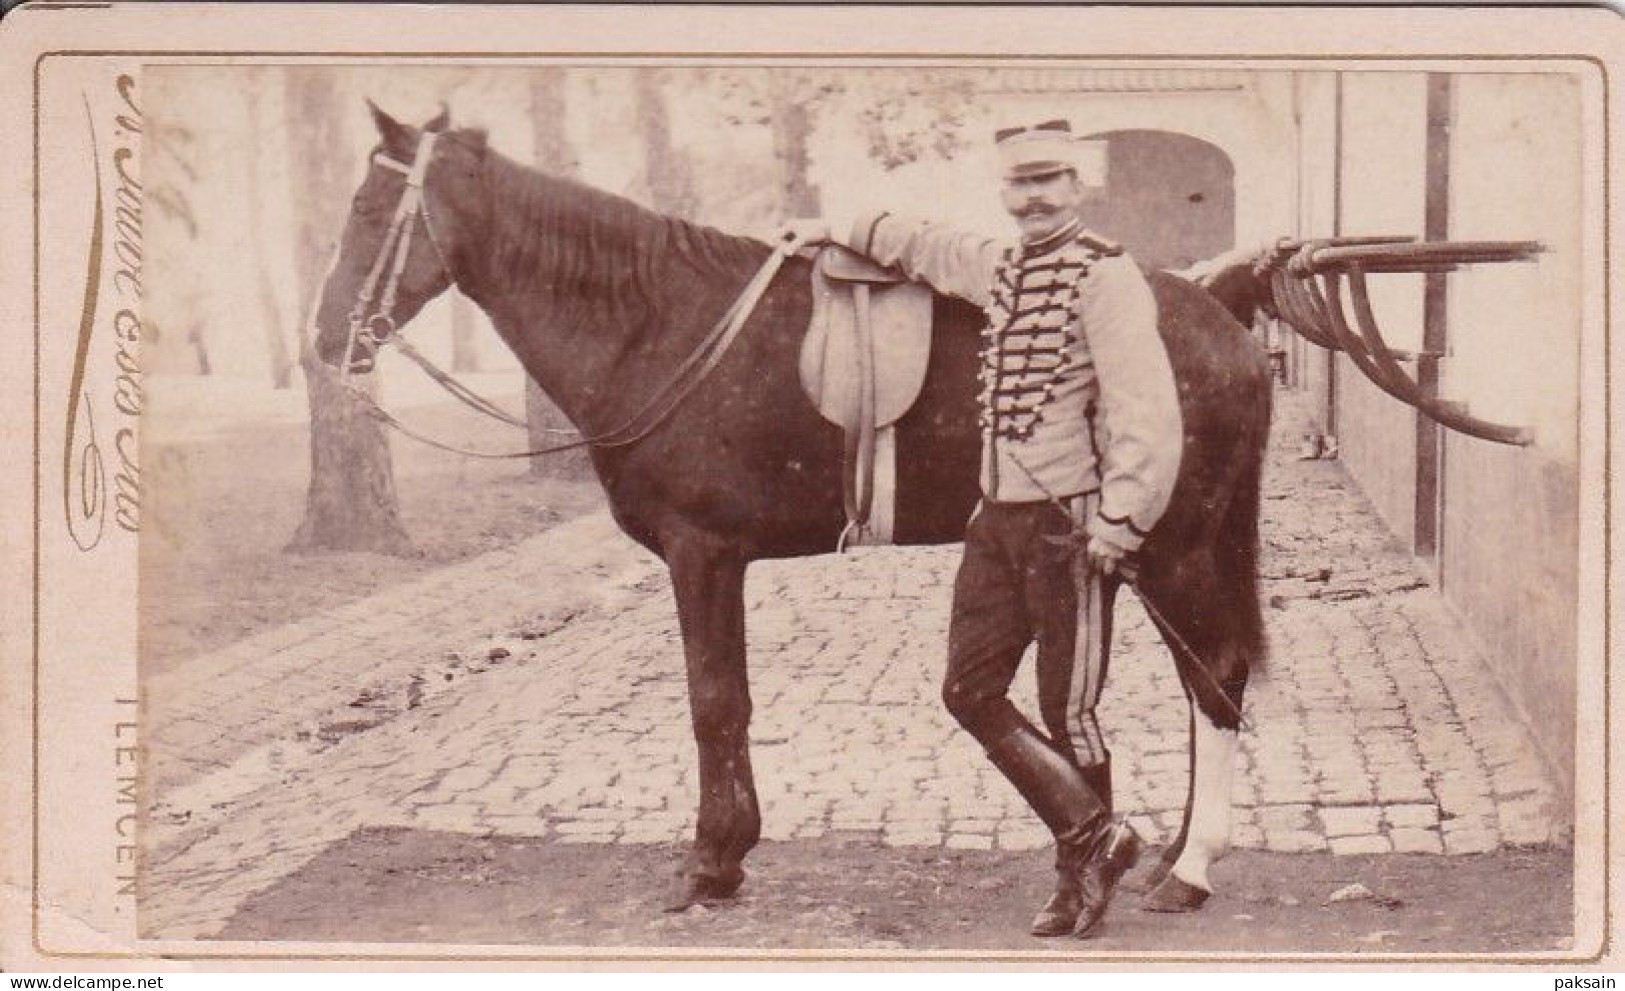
[1290,73,1304,389]
[1416,73,1452,563]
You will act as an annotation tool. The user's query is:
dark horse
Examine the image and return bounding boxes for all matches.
[313,107,1272,914]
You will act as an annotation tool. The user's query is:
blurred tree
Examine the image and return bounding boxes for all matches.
[769,75,821,215]
[142,108,208,374]
[246,70,297,390]
[449,290,481,373]
[283,69,413,555]
[633,68,698,217]
[700,69,838,216]
[701,68,976,217]
[854,74,977,172]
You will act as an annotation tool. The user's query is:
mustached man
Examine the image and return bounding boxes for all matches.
[781,119,1182,938]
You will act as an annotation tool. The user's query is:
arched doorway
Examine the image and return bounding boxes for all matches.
[1081,129,1236,271]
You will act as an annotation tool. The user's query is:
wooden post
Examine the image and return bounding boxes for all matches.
[1415,73,1452,563]
[1327,71,1344,443]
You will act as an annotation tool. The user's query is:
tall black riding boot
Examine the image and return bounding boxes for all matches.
[984,725,1139,938]
[1080,753,1113,816]
[1058,813,1142,937]
[1032,753,1112,934]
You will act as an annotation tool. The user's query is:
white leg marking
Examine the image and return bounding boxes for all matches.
[1171,710,1238,893]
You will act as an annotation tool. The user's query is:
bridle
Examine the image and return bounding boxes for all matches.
[326,128,795,459]
[340,130,452,378]
[335,130,543,435]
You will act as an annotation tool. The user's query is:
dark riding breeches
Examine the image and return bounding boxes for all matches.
[943,496,1113,770]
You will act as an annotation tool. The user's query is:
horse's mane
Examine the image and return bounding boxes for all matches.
[472,138,768,332]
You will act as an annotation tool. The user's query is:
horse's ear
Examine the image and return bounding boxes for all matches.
[367,99,413,153]
[425,102,451,133]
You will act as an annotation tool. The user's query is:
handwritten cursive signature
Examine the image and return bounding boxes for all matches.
[63,75,143,551]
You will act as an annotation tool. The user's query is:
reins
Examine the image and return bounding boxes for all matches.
[330,130,794,459]
[387,334,537,430]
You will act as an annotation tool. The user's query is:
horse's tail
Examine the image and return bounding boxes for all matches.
[1218,375,1272,680]
[1167,376,1269,734]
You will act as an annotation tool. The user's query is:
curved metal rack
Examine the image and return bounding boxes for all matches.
[1264,237,1543,446]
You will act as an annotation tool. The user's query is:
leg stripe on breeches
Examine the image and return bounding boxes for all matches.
[1065,495,1108,766]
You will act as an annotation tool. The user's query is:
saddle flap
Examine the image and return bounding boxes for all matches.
[818,245,910,285]
[800,248,933,430]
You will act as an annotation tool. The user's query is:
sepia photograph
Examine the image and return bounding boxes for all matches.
[0,1,1614,972]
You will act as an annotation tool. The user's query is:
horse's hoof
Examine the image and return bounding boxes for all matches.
[663,868,745,913]
[1142,873,1210,913]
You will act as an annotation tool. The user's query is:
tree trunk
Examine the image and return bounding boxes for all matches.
[283,68,413,555]
[287,353,413,554]
[634,68,697,217]
[770,79,821,215]
[449,289,480,373]
[246,70,296,390]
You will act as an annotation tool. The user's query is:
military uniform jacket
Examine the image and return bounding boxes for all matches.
[839,211,1183,553]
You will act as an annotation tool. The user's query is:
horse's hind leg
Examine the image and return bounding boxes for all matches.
[663,525,761,911]
[1136,699,1195,896]
[1145,663,1247,913]
[1138,448,1263,910]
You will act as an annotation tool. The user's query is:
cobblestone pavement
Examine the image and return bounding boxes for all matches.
[142,392,1564,938]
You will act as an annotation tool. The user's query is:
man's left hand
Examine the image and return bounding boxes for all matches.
[777,219,832,255]
[1086,535,1126,577]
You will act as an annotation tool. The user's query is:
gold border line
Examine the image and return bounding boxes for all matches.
[30,39,43,976]
[28,47,1611,965]
[1594,46,1612,964]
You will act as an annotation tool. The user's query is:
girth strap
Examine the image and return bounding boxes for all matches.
[842,283,879,534]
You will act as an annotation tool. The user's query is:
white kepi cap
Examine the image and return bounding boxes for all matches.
[995,118,1080,180]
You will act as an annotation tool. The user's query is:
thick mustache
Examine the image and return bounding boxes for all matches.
[1017,203,1057,218]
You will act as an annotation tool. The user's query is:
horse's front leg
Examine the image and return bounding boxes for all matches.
[1144,670,1246,912]
[662,523,761,911]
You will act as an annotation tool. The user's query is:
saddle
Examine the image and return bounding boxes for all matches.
[799,246,934,546]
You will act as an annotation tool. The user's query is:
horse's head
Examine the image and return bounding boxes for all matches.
[1248,240,1301,322]
[1182,241,1294,327]
[312,102,488,372]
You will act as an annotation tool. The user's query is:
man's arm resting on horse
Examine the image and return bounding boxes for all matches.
[782,211,1002,307]
[1078,255,1184,559]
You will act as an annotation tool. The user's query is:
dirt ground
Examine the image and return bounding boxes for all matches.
[220,829,1573,956]
[140,396,602,673]
[156,387,1577,959]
